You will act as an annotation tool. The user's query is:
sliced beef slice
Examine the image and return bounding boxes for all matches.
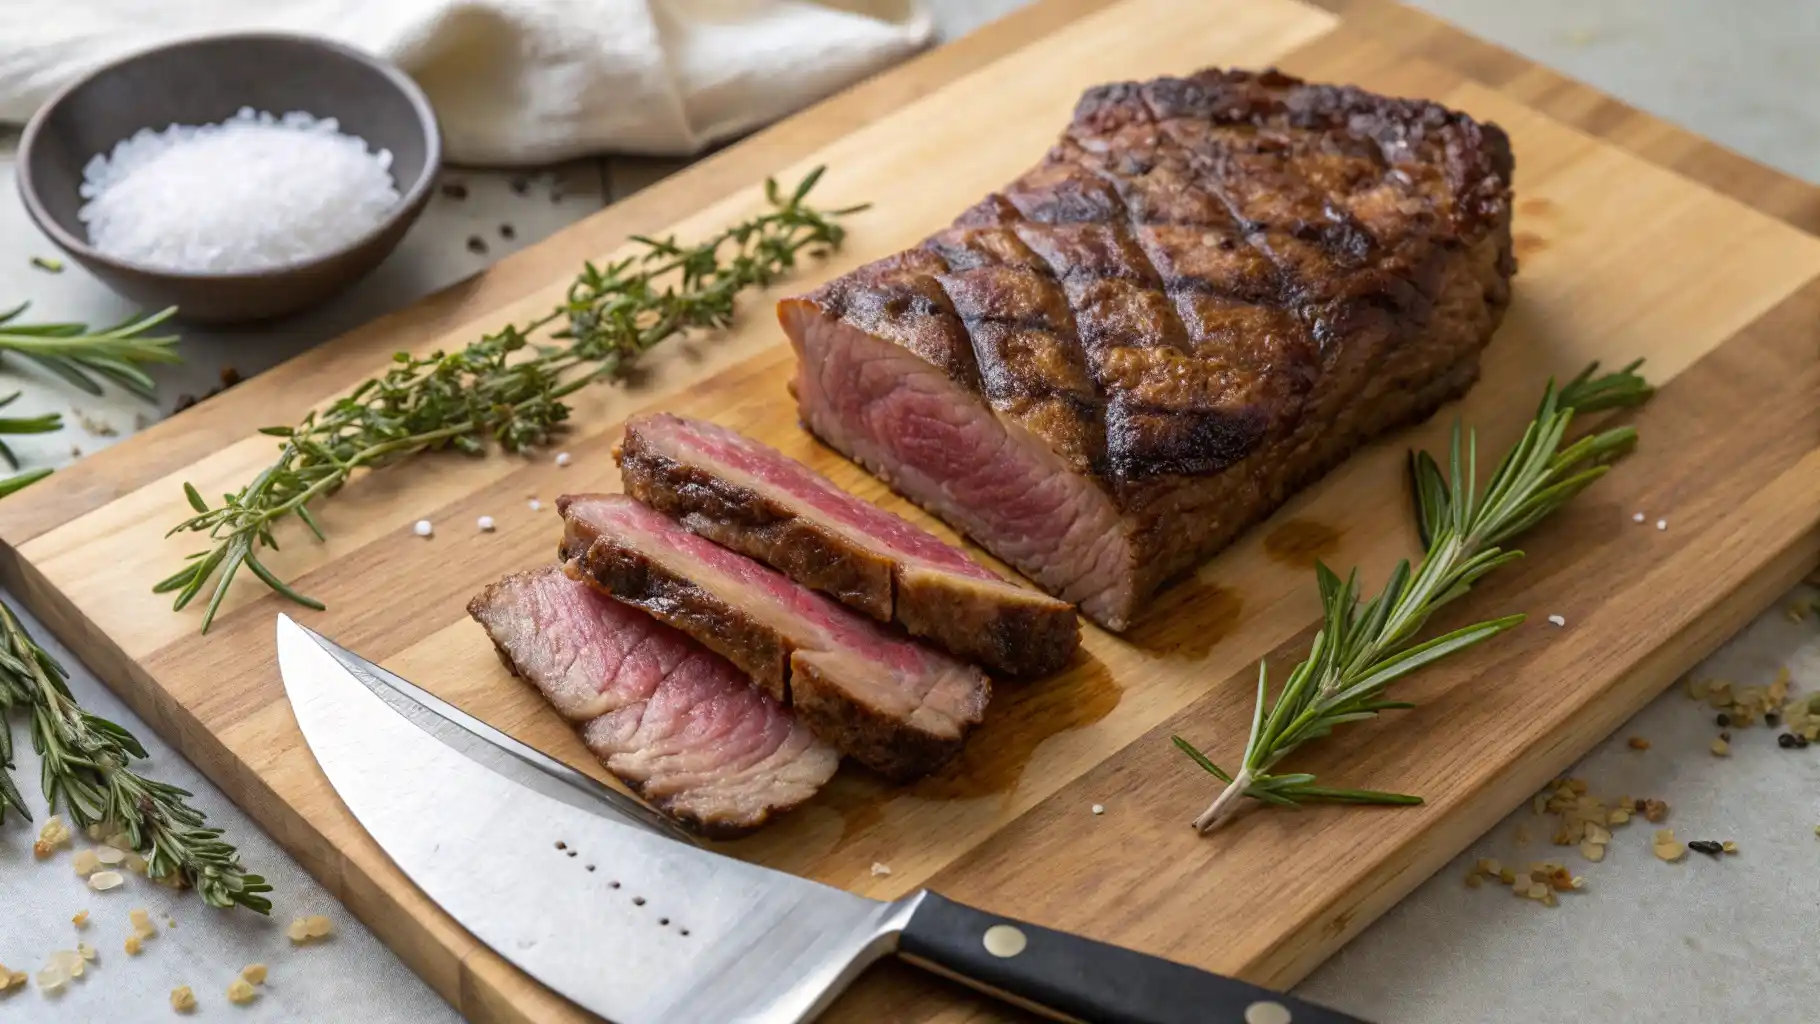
[558,493,989,781]
[779,68,1514,631]
[616,412,1079,677]
[468,565,838,838]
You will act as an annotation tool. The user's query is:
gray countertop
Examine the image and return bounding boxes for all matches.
[3,2,1818,1021]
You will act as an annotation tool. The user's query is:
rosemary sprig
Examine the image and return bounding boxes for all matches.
[0,602,270,910]
[0,303,181,400]
[0,390,62,498]
[156,169,864,633]
[1177,360,1654,833]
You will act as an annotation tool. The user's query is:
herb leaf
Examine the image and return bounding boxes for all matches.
[160,170,862,633]
[0,305,181,401]
[0,601,269,909]
[1178,362,1653,833]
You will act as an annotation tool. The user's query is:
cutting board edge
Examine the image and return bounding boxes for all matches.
[6,0,1820,1020]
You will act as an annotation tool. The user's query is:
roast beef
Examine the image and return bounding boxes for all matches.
[558,494,990,780]
[468,565,838,838]
[779,68,1515,630]
[616,412,1079,677]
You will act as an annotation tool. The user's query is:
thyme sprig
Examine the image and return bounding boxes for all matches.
[1177,360,1654,833]
[156,169,864,633]
[0,602,270,910]
[0,303,181,401]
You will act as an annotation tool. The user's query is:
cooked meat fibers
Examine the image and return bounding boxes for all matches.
[558,493,990,781]
[779,68,1515,630]
[617,412,1079,676]
[468,565,838,838]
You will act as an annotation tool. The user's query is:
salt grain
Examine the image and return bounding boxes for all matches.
[869,863,892,877]
[79,109,399,274]
[529,499,543,511]
[1546,615,1566,627]
[1091,804,1105,815]
[88,870,124,891]
[555,452,572,468]
[413,519,433,538]
[476,515,496,532]
[1631,512,1645,523]
[1656,519,1668,531]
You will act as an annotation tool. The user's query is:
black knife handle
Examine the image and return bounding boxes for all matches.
[897,892,1370,1024]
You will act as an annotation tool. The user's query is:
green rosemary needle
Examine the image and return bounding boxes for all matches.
[0,390,62,498]
[0,601,270,910]
[156,169,864,634]
[1177,360,1653,833]
[0,303,181,400]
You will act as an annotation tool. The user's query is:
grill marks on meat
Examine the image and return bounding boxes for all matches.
[467,566,838,838]
[780,68,1514,630]
[617,412,1080,677]
[558,494,990,781]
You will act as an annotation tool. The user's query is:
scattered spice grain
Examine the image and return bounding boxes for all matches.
[227,977,258,1004]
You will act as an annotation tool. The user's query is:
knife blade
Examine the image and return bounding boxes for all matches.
[276,614,1372,1024]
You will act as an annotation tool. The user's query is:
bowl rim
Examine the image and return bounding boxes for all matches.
[16,30,444,284]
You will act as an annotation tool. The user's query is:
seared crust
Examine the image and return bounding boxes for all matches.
[617,418,1079,676]
[806,67,1512,484]
[783,67,1514,629]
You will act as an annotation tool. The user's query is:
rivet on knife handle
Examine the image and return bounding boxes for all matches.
[896,892,1372,1024]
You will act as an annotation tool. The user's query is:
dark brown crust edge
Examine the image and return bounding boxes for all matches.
[788,651,966,782]
[617,428,1080,677]
[464,579,790,841]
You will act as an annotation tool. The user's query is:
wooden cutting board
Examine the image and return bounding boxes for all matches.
[6,0,1820,1020]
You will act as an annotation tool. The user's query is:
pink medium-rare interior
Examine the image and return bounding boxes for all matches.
[563,493,962,689]
[782,299,1134,625]
[641,412,997,581]
[468,567,837,826]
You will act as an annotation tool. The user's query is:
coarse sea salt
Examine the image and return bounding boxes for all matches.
[78,108,399,274]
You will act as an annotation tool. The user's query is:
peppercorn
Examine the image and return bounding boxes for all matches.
[510,176,529,196]
[467,235,488,255]
[499,223,517,241]
[1687,840,1723,856]
[440,181,468,200]
[1720,731,1731,742]
[1716,713,1731,727]
[1766,713,1780,727]
[1779,733,1798,749]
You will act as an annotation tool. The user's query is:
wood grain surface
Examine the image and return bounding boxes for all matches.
[4,0,1820,1021]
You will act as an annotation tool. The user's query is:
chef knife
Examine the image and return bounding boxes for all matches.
[276,614,1370,1024]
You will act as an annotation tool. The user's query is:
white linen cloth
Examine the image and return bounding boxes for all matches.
[0,0,933,164]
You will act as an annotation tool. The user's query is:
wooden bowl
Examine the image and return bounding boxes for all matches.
[16,33,441,324]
